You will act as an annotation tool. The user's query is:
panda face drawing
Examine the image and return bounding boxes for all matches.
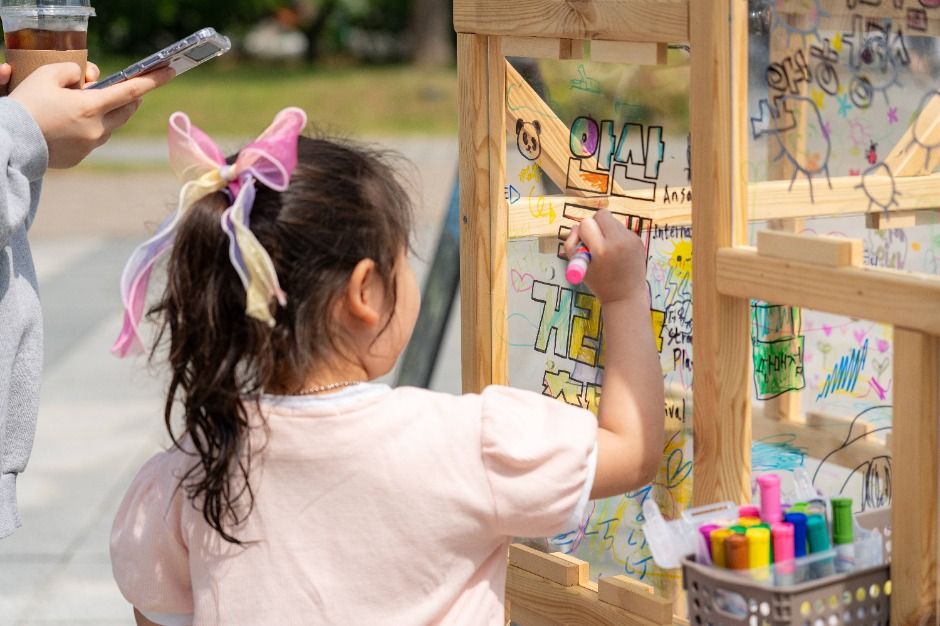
[515,119,542,161]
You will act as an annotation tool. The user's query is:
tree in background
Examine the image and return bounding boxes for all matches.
[92,0,453,66]
[409,0,453,67]
[92,0,280,55]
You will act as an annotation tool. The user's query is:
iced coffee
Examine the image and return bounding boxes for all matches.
[0,0,95,90]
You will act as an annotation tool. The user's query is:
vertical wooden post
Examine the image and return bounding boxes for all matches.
[892,329,940,625]
[458,34,508,392]
[487,36,509,387]
[691,0,753,506]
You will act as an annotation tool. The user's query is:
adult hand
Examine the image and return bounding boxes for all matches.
[0,61,100,97]
[9,62,173,169]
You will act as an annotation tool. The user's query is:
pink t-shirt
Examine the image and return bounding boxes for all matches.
[111,385,597,625]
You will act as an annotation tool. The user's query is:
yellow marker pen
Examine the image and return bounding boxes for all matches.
[711,529,734,568]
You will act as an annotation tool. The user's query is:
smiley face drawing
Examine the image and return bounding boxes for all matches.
[515,119,542,161]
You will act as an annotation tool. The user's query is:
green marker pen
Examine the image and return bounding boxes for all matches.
[832,497,855,573]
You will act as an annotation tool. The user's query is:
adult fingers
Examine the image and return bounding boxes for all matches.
[85,62,101,83]
[18,62,83,90]
[93,67,174,112]
[102,98,141,133]
[0,63,10,96]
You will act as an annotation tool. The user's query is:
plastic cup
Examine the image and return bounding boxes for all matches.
[0,0,94,89]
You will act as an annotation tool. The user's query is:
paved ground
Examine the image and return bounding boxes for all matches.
[0,137,461,625]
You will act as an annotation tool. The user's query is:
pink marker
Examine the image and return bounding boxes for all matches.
[739,505,760,519]
[757,474,783,523]
[698,524,721,560]
[772,522,796,585]
[566,244,592,284]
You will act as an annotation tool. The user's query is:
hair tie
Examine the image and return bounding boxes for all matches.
[111,107,308,358]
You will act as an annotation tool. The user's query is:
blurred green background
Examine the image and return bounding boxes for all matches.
[84,0,458,136]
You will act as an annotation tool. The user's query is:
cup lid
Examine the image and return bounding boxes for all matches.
[1,0,92,6]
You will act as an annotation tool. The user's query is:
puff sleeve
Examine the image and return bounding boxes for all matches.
[110,451,194,620]
[479,386,598,538]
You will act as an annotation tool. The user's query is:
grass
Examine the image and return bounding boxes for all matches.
[100,59,458,137]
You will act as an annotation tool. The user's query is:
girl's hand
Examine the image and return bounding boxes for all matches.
[563,209,648,305]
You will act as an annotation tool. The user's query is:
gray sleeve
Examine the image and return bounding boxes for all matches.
[0,98,48,249]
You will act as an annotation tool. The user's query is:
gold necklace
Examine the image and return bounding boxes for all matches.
[296,381,365,396]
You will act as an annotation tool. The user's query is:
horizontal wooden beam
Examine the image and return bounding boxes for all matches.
[507,170,940,239]
[590,40,667,65]
[507,566,668,626]
[509,544,587,587]
[716,247,940,335]
[502,36,583,60]
[454,0,689,43]
[756,231,862,268]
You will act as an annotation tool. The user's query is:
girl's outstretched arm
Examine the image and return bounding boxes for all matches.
[564,211,665,499]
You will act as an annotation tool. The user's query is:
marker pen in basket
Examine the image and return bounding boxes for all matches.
[832,497,855,573]
[757,474,783,524]
[772,522,796,585]
[711,529,734,568]
[566,243,592,284]
[806,513,835,579]
[784,512,809,558]
[746,527,772,581]
[725,533,750,571]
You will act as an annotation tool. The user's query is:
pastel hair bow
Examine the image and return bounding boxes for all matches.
[112,107,308,358]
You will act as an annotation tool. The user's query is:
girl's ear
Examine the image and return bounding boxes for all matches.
[345,258,383,327]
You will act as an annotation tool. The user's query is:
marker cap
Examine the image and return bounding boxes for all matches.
[771,522,795,562]
[831,497,854,545]
[739,505,760,519]
[738,517,761,528]
[729,525,747,535]
[746,527,771,569]
[725,534,750,570]
[711,529,734,568]
[566,258,589,284]
[806,513,831,553]
[698,524,721,559]
[756,473,783,523]
[784,512,809,557]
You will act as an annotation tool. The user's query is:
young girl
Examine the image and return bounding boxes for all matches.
[109,108,664,626]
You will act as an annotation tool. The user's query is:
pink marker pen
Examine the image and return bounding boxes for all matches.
[772,522,796,585]
[757,474,783,524]
[566,244,592,284]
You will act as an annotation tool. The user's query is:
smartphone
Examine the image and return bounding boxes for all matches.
[90,28,231,89]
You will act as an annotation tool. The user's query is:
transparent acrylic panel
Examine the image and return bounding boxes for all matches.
[504,50,691,591]
[746,0,940,275]
[751,301,892,514]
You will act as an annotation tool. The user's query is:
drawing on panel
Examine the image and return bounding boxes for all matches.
[752,95,832,202]
[515,119,543,161]
[813,405,892,512]
[752,303,806,399]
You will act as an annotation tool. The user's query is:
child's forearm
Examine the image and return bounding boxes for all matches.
[591,293,665,498]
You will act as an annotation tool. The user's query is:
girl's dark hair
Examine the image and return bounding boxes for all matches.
[151,136,414,543]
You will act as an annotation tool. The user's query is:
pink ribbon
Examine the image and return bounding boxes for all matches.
[112,107,308,358]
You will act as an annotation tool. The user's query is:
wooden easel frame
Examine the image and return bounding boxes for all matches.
[454,1,940,624]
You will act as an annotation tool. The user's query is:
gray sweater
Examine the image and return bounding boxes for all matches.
[0,98,48,539]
